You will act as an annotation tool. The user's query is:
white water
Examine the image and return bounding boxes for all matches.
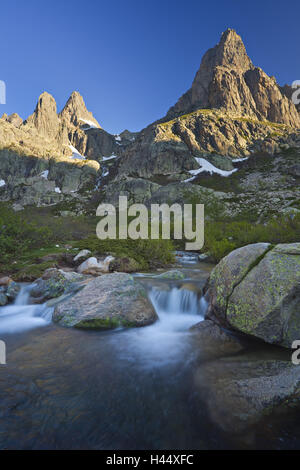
[0,263,208,369]
[110,283,208,368]
[0,285,53,335]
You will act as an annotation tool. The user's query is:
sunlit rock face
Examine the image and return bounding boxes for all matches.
[166,28,300,127]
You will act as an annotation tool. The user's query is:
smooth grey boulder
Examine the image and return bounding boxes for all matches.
[206,243,300,348]
[53,272,158,329]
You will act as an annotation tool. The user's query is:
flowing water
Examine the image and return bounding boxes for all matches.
[0,254,299,450]
[0,284,52,335]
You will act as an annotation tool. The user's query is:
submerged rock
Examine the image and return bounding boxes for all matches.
[156,270,185,280]
[53,272,158,329]
[190,319,245,355]
[206,242,300,348]
[194,355,300,435]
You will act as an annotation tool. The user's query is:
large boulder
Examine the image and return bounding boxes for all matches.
[206,243,300,348]
[53,273,158,329]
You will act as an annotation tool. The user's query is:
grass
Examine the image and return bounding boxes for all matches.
[202,215,300,262]
[0,204,175,278]
[1,194,299,279]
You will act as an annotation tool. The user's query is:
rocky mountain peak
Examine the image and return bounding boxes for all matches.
[214,28,253,70]
[24,91,60,140]
[166,29,300,127]
[59,91,101,129]
[1,112,23,127]
[31,92,58,119]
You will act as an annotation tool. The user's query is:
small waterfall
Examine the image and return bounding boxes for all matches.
[112,283,207,367]
[0,284,53,335]
[14,284,32,306]
[149,286,205,317]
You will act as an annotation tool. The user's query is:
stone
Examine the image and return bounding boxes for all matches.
[30,269,83,303]
[77,256,115,275]
[0,276,13,287]
[0,292,8,306]
[6,281,21,301]
[109,257,140,273]
[194,355,300,435]
[206,243,300,348]
[190,319,245,355]
[156,270,185,280]
[53,272,158,329]
[73,249,91,263]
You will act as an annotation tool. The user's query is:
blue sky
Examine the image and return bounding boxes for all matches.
[1,0,299,134]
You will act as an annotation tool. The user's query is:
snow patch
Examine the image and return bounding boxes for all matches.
[0,179,6,187]
[232,157,249,162]
[102,154,118,161]
[79,118,99,130]
[68,145,86,160]
[183,157,238,183]
[40,170,49,179]
[114,134,121,141]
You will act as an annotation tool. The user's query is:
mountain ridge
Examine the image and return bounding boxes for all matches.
[0,28,299,217]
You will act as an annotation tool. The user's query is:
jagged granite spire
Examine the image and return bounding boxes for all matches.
[59,91,101,128]
[24,91,61,140]
[167,28,300,127]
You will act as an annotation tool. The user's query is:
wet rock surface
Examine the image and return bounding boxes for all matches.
[53,272,158,329]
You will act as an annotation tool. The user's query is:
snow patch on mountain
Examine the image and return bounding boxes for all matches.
[68,145,86,160]
[184,157,238,182]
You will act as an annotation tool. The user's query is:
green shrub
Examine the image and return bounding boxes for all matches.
[74,236,175,270]
[0,206,54,263]
[203,214,300,262]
